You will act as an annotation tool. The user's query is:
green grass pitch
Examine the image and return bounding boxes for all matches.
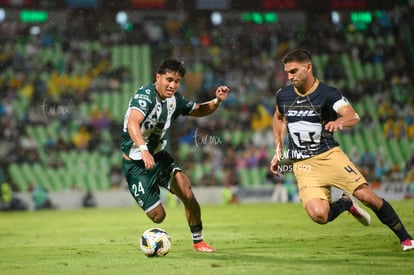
[1,200,413,275]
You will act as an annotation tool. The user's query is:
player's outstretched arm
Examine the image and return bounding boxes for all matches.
[189,86,230,117]
[324,104,360,132]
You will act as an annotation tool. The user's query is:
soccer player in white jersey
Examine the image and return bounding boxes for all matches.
[270,48,414,251]
[121,59,229,252]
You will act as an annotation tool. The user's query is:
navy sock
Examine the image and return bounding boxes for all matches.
[374,199,412,242]
[328,198,352,222]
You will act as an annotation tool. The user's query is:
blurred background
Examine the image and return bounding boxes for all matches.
[0,0,413,210]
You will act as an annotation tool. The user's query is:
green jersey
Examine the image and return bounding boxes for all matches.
[121,83,195,160]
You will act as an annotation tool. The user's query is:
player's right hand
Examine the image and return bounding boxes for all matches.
[269,154,282,176]
[141,150,155,170]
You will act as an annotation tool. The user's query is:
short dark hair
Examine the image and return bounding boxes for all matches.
[282,48,312,64]
[157,58,186,77]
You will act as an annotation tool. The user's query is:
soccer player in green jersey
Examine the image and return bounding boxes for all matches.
[121,59,229,252]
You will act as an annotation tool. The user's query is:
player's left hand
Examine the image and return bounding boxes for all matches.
[324,121,343,132]
[215,86,229,102]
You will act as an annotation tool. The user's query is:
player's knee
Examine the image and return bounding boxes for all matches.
[152,216,165,224]
[308,211,328,224]
[150,213,166,223]
[147,208,166,223]
[311,215,328,224]
[307,207,329,224]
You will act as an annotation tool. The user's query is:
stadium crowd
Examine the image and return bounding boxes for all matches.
[0,5,413,204]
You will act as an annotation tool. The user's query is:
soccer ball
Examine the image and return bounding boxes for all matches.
[140,228,171,257]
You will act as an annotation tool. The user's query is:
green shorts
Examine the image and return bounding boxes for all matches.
[122,150,181,213]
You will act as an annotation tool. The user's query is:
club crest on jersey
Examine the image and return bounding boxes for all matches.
[286,110,319,117]
[168,103,175,112]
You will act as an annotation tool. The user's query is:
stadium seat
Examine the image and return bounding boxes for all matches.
[352,58,364,80]
[312,55,323,77]
[366,37,376,50]
[190,163,205,183]
[110,151,122,167]
[340,53,355,88]
[237,167,266,187]
[373,63,385,82]
[361,129,378,155]
[46,170,61,192]
[363,96,379,123]
[388,138,405,165]
[364,63,374,80]
[237,168,251,187]
[353,133,366,154]
[8,164,29,192]
[31,164,50,188]
[385,33,395,46]
[399,138,411,161]
[57,169,72,190]
[340,133,355,155]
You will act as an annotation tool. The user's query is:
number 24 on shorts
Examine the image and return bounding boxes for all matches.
[132,182,145,196]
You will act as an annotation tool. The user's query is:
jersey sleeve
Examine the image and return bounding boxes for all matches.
[129,86,156,117]
[174,92,196,116]
[275,88,284,115]
[327,87,350,113]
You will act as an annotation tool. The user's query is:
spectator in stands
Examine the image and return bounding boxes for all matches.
[407,121,414,139]
[82,190,96,208]
[348,147,360,165]
[375,158,389,183]
[393,117,407,138]
[29,183,54,210]
[359,149,376,181]
[250,103,273,131]
[110,166,124,189]
[19,134,38,152]
[221,180,238,205]
[383,118,396,138]
[378,98,394,124]
[266,170,288,203]
[71,124,92,150]
[405,152,414,175]
[44,134,57,153]
[0,182,27,211]
[359,110,374,129]
[89,107,111,130]
[222,147,239,187]
[251,129,274,149]
[243,143,261,168]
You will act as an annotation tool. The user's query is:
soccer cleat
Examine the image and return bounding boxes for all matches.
[193,241,215,252]
[342,192,371,226]
[401,239,414,251]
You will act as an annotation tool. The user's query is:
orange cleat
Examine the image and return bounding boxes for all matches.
[193,241,215,252]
